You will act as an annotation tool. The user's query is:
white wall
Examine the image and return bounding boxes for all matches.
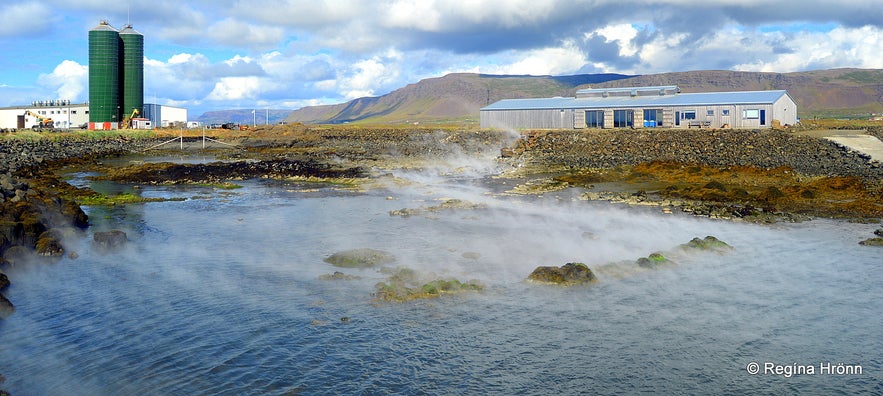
[0,105,90,129]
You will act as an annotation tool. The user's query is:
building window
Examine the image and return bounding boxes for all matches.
[643,109,662,127]
[585,110,603,128]
[72,110,77,114]
[682,111,696,120]
[707,110,714,116]
[743,109,759,119]
[722,109,730,116]
[614,110,634,128]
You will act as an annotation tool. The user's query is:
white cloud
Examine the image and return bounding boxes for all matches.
[593,24,640,57]
[338,49,404,99]
[482,41,587,75]
[207,76,264,101]
[733,25,883,72]
[206,18,284,49]
[37,60,88,101]
[0,2,53,37]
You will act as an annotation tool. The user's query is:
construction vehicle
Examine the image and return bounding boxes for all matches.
[23,110,54,131]
[122,108,140,129]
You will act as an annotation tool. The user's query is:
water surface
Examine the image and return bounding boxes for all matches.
[0,159,880,395]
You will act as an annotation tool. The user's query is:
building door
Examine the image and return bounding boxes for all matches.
[675,111,680,126]
[760,109,766,126]
[17,115,24,129]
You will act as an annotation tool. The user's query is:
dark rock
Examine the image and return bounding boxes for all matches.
[93,230,128,250]
[35,229,66,257]
[528,262,597,286]
[874,229,883,237]
[858,237,883,247]
[0,293,13,318]
[0,270,9,290]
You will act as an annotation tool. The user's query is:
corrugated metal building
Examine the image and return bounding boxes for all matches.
[480,86,798,130]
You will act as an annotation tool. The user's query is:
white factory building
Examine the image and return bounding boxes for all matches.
[0,101,187,131]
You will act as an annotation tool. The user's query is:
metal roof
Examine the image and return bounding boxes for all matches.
[481,90,792,111]
[576,85,679,95]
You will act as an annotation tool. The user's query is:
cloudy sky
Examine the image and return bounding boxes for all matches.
[1,0,881,117]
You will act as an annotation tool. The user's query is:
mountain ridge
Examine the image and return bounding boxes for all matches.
[202,68,883,124]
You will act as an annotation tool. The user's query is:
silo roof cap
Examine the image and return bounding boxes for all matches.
[119,24,143,35]
[91,20,118,32]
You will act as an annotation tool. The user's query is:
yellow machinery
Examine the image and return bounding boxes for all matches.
[122,108,140,129]
[23,110,54,131]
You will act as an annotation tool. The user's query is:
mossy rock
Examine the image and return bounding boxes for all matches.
[759,186,785,201]
[323,248,396,268]
[703,180,727,192]
[528,262,597,286]
[681,236,731,251]
[373,267,484,302]
[637,252,671,268]
[858,237,883,247]
[319,271,362,281]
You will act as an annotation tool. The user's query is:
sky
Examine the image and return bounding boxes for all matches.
[1,0,881,117]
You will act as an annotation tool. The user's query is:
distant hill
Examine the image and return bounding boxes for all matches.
[195,109,291,126]
[586,69,883,118]
[284,68,883,125]
[285,73,633,125]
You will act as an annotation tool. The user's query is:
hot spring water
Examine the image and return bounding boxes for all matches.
[0,156,880,395]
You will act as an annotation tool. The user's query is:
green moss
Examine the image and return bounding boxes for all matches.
[373,267,484,302]
[196,182,243,189]
[324,248,396,268]
[682,236,731,250]
[75,192,181,206]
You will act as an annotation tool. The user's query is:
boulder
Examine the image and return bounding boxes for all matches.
[324,248,395,268]
[680,236,731,251]
[528,262,597,286]
[637,252,671,268]
[36,229,65,257]
[93,230,128,251]
[858,237,883,247]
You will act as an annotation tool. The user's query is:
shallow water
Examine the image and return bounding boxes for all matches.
[0,157,881,395]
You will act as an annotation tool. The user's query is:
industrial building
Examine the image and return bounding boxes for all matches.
[480,86,798,130]
[88,20,144,129]
[0,102,185,131]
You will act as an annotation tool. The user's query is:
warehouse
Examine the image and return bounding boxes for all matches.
[0,102,185,131]
[0,101,89,131]
[480,86,798,130]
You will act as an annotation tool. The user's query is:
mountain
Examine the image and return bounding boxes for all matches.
[285,68,883,125]
[585,69,883,118]
[285,73,633,125]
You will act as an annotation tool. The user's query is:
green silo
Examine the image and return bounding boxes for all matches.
[119,24,144,121]
[89,20,120,123]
